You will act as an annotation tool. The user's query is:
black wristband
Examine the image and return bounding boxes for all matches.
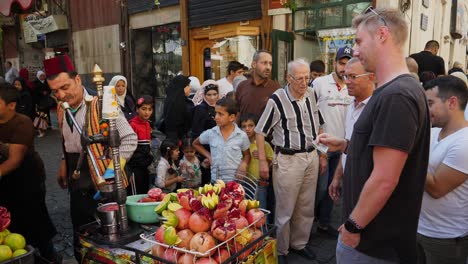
[344,139,350,154]
[345,217,364,233]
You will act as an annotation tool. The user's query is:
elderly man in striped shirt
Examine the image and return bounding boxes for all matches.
[256,58,325,263]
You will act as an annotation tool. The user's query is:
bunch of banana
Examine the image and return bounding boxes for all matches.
[212,179,226,194]
[198,184,214,195]
[245,199,260,210]
[161,210,178,227]
[235,228,253,246]
[201,192,219,210]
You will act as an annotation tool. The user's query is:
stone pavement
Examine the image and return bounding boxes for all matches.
[36,110,341,264]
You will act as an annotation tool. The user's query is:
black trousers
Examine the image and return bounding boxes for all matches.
[65,153,98,262]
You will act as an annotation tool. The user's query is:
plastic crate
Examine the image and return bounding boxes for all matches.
[2,246,35,264]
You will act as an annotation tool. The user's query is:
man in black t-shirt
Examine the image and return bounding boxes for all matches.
[318,8,430,264]
[410,40,446,77]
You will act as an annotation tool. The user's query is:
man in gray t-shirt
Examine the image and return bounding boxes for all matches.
[318,8,430,264]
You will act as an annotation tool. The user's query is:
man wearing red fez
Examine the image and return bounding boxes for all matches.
[44,55,137,261]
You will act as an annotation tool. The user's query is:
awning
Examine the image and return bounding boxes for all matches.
[0,0,33,16]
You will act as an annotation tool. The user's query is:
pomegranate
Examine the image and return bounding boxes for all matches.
[211,218,236,241]
[234,216,249,230]
[189,232,216,256]
[213,199,232,219]
[154,226,166,242]
[228,240,253,261]
[151,245,164,264]
[0,207,11,232]
[238,200,247,216]
[138,197,157,203]
[249,228,263,250]
[246,209,265,228]
[163,248,180,263]
[177,229,194,249]
[228,209,248,230]
[175,208,192,229]
[213,248,230,263]
[195,258,218,264]
[178,190,196,211]
[189,210,212,233]
[178,253,196,264]
[148,188,163,200]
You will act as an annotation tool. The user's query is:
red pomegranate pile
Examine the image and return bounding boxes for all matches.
[150,181,267,264]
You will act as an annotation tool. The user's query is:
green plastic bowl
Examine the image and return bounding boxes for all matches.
[126,194,161,224]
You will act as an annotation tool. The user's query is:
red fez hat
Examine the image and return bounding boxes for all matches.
[43,55,75,77]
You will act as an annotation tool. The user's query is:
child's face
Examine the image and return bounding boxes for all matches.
[205,89,219,106]
[241,119,256,139]
[170,148,180,161]
[183,147,196,160]
[137,104,153,121]
[215,105,235,128]
[115,80,126,96]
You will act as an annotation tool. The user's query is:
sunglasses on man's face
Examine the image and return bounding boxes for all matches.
[364,6,388,27]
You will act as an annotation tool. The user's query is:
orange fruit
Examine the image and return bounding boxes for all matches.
[4,233,26,251]
[12,249,27,257]
[0,245,12,262]
[100,123,108,129]
[103,131,109,137]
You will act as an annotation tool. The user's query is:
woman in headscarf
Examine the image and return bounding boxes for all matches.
[191,80,218,138]
[33,70,52,136]
[109,75,136,121]
[162,75,192,142]
[13,77,34,120]
[191,80,219,185]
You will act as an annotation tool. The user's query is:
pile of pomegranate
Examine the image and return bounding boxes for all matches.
[137,188,168,203]
[150,180,266,264]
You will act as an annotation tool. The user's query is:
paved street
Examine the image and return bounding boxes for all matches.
[37,111,341,264]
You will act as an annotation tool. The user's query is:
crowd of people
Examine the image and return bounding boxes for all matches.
[0,6,466,264]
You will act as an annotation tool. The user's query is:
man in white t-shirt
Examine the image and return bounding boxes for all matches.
[328,58,374,201]
[217,61,244,98]
[312,46,354,236]
[4,61,18,84]
[418,75,468,264]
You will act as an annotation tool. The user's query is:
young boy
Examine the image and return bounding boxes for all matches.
[240,113,273,209]
[193,97,250,182]
[127,95,154,194]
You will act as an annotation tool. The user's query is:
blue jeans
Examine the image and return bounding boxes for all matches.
[316,151,341,226]
[336,235,398,264]
[256,185,268,210]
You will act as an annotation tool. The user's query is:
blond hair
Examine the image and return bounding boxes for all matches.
[352,8,408,47]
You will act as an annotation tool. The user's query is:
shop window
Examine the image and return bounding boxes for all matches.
[294,0,371,32]
[210,36,258,80]
[131,22,182,122]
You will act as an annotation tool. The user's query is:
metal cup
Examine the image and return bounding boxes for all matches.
[96,202,119,234]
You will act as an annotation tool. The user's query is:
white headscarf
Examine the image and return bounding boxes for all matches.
[189,76,201,94]
[36,70,45,83]
[192,79,218,106]
[109,75,128,107]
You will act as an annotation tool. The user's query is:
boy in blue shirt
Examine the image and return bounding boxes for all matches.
[193,97,250,182]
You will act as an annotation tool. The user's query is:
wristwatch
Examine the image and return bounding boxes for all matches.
[344,218,364,233]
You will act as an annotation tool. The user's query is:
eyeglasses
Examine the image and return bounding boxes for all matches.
[289,75,310,84]
[343,73,372,81]
[364,6,388,27]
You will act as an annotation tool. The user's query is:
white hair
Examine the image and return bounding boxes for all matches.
[287,58,310,75]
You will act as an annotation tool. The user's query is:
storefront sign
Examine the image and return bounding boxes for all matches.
[450,0,467,40]
[317,28,355,53]
[21,14,68,43]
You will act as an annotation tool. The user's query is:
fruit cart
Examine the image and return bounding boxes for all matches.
[78,172,278,264]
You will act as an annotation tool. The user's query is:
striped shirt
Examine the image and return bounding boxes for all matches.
[255,85,324,150]
[62,87,137,159]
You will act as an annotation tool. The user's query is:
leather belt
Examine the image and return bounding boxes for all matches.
[275,146,315,155]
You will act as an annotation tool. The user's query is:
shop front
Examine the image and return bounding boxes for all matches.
[187,0,263,82]
[189,22,261,81]
[128,0,180,121]
[292,0,371,72]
